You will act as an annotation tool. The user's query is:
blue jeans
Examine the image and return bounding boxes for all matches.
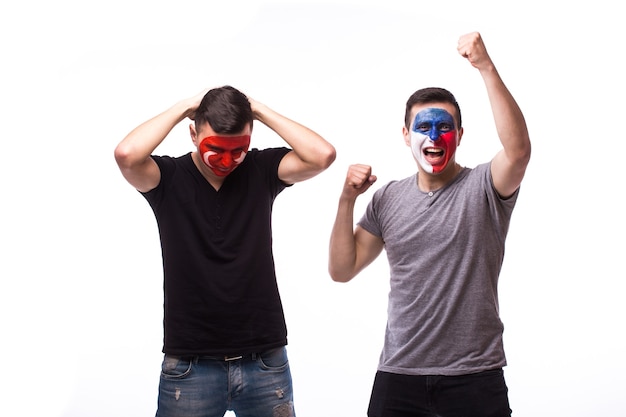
[367,369,511,417]
[155,346,295,417]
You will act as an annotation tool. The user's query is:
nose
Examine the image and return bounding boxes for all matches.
[221,152,233,166]
[429,128,440,142]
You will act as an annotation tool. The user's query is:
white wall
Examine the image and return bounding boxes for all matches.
[1,1,624,416]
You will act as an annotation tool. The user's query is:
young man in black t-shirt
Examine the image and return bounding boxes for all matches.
[115,85,335,417]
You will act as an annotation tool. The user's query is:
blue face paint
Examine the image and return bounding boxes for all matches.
[412,108,456,142]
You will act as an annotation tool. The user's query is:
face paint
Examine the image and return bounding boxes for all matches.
[198,135,251,177]
[409,108,458,174]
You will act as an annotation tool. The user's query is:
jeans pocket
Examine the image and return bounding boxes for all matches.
[258,347,289,370]
[161,355,193,379]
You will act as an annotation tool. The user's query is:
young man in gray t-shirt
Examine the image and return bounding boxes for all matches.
[328,32,531,417]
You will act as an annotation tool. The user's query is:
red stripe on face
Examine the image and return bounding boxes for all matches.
[430,130,457,174]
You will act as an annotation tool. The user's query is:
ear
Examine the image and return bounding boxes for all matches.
[457,127,464,146]
[402,126,411,147]
[189,123,198,146]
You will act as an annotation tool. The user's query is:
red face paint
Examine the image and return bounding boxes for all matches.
[198,135,251,177]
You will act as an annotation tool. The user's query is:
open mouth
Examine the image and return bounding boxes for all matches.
[424,147,444,158]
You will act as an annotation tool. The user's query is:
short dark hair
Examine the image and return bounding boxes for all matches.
[195,85,253,134]
[404,87,462,130]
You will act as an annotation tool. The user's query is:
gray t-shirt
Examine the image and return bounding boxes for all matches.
[358,162,519,376]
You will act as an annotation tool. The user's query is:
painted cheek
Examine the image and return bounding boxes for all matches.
[208,153,222,167]
[410,132,433,173]
[440,131,457,151]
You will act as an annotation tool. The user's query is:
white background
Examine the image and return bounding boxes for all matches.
[1,1,625,416]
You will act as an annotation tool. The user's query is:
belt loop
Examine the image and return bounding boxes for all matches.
[252,352,258,360]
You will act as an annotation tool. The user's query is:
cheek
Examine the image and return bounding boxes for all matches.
[410,132,428,151]
[440,131,458,151]
[201,151,219,168]
[206,152,221,165]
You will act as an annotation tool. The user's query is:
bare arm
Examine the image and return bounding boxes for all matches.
[249,98,336,184]
[114,89,207,192]
[458,32,531,197]
[328,164,383,282]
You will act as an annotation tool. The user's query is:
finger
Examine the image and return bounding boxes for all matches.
[350,164,373,177]
[347,174,367,188]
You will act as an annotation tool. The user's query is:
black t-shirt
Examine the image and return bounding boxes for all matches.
[142,148,291,356]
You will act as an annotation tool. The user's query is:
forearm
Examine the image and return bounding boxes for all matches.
[480,67,530,161]
[115,98,195,168]
[328,197,359,282]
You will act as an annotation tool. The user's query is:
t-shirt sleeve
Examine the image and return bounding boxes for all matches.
[482,161,520,209]
[140,155,176,209]
[253,147,293,196]
[479,162,519,229]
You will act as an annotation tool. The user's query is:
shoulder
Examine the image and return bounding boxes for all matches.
[455,163,490,187]
[374,175,416,197]
[142,153,194,195]
[368,175,417,211]
[244,147,290,166]
[463,162,520,206]
[235,148,292,193]
[151,153,192,170]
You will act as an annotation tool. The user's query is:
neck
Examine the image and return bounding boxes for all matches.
[417,162,461,192]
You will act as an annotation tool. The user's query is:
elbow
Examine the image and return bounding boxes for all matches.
[328,265,354,283]
[515,140,532,167]
[319,144,337,170]
[507,135,531,168]
[329,273,351,283]
[114,143,131,168]
[114,142,145,170]
[523,141,532,163]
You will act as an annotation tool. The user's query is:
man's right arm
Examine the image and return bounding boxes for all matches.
[328,164,383,283]
[114,90,206,192]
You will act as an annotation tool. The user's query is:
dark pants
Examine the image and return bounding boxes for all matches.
[367,369,511,417]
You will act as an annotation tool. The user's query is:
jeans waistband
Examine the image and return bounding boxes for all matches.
[198,353,257,362]
[169,346,283,362]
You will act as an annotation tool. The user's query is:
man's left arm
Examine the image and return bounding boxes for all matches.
[249,98,336,184]
[458,32,531,198]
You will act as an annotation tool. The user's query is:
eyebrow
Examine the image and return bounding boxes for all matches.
[207,144,246,151]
